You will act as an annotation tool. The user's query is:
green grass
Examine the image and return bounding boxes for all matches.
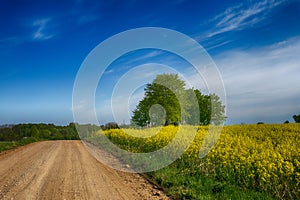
[0,141,18,152]
[0,137,38,152]
[145,162,275,200]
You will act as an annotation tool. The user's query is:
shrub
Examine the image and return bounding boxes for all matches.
[103,122,119,130]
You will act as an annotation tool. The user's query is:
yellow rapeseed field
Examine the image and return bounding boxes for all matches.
[96,124,300,199]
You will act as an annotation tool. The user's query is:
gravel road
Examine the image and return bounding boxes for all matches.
[0,140,169,200]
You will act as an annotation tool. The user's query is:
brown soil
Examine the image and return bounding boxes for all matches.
[0,140,170,200]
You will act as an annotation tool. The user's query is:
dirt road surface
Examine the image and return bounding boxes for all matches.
[0,141,170,200]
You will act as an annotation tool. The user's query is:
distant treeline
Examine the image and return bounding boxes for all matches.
[0,123,80,141]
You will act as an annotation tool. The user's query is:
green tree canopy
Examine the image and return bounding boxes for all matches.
[131,73,226,127]
[132,74,186,126]
[293,114,300,123]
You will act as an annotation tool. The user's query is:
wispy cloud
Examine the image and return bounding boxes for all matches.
[90,36,300,125]
[0,36,21,47]
[104,69,115,74]
[107,50,165,74]
[212,36,300,124]
[32,18,54,41]
[201,0,286,39]
[0,18,55,46]
[122,50,163,65]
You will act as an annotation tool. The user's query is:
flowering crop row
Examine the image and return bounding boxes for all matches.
[93,124,300,199]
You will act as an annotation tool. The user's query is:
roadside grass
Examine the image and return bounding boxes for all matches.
[145,162,275,200]
[0,137,38,152]
[0,141,17,152]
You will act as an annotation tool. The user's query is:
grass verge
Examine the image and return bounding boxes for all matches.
[144,162,275,200]
[0,137,38,152]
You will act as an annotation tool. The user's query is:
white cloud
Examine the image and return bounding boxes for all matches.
[0,18,55,45]
[203,0,286,39]
[95,35,300,125]
[32,18,54,40]
[213,36,300,124]
[122,50,163,65]
[103,69,115,74]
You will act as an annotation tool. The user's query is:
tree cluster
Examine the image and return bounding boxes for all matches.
[0,123,80,141]
[131,74,225,127]
[101,122,120,130]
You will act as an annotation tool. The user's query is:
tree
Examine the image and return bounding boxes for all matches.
[131,74,226,127]
[293,114,300,123]
[132,98,151,127]
[185,89,225,125]
[103,122,120,130]
[209,93,226,125]
[184,89,200,125]
[149,104,166,126]
[132,74,187,126]
[31,125,40,139]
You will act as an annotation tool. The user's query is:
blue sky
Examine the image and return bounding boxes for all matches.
[0,0,300,125]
